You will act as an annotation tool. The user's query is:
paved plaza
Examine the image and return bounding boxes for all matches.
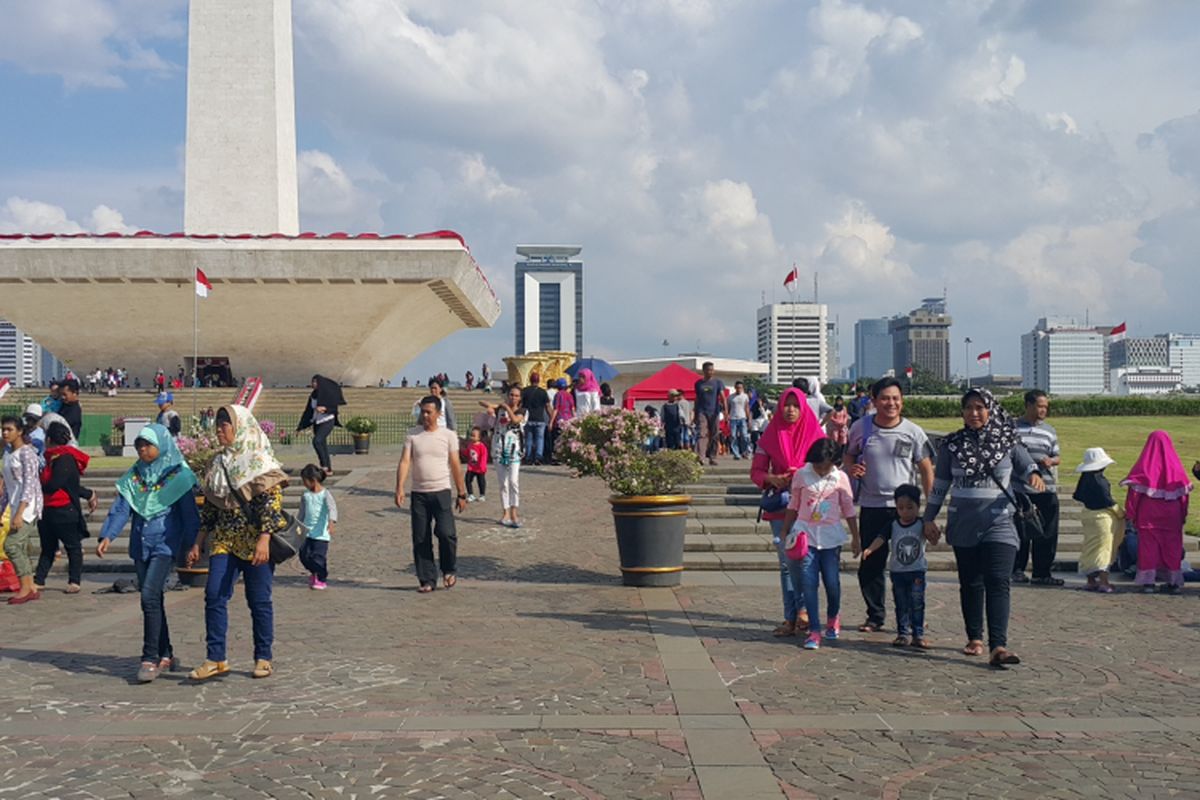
[3,454,1199,799]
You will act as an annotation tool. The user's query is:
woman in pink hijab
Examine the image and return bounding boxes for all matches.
[574,368,601,416]
[751,388,825,636]
[1123,430,1192,594]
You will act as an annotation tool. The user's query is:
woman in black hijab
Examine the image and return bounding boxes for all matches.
[297,375,346,476]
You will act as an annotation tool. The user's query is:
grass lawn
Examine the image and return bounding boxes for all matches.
[912,416,1200,535]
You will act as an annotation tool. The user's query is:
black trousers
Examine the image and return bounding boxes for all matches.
[299,538,329,581]
[1013,491,1059,578]
[954,541,1017,651]
[466,472,486,496]
[312,420,335,470]
[857,506,895,626]
[34,506,85,586]
[410,490,457,586]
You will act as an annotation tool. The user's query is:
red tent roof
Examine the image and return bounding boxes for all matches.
[622,363,703,410]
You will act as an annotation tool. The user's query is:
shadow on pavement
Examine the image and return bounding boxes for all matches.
[0,648,193,685]
[455,555,620,585]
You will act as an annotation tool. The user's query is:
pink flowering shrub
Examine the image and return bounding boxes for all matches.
[554,407,703,495]
[258,419,277,437]
[178,425,221,475]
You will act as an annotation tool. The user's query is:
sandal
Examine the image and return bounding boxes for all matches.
[911,637,931,650]
[892,635,910,647]
[858,621,884,633]
[443,574,457,589]
[772,620,797,637]
[989,648,1021,668]
[1030,576,1064,586]
[65,583,81,594]
[136,662,160,683]
[252,659,273,679]
[962,640,985,656]
[158,656,180,672]
[188,660,230,681]
[797,611,809,629]
[417,583,434,594]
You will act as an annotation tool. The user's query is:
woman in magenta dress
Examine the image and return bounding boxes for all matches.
[1122,430,1192,594]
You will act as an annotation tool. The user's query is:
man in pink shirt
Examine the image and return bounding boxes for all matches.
[396,396,469,592]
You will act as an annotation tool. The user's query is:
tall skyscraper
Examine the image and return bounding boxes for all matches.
[1021,317,1107,394]
[756,303,828,384]
[1167,333,1200,388]
[853,318,891,381]
[514,245,584,356]
[825,320,839,380]
[889,298,952,381]
[0,319,51,386]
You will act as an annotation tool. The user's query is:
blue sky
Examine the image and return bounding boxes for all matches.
[3,0,1200,384]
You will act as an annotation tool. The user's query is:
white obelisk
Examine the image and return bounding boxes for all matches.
[184,0,300,235]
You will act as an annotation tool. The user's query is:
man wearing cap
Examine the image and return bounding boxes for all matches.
[156,392,182,438]
[1013,389,1062,586]
[661,390,685,450]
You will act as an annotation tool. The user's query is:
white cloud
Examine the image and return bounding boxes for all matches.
[457,153,523,203]
[297,150,383,231]
[0,197,137,234]
[0,0,183,89]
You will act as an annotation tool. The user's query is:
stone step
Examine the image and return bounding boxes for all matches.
[682,530,1185,554]
[682,551,1123,573]
[685,517,1087,535]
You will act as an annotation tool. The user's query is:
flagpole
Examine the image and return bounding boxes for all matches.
[192,272,198,421]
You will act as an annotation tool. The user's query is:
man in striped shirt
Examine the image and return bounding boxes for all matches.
[1013,390,1063,586]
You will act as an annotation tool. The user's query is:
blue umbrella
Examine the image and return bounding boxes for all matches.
[566,357,619,382]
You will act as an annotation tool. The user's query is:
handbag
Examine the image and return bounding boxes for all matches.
[784,525,810,560]
[759,487,790,514]
[220,462,298,565]
[986,468,1048,541]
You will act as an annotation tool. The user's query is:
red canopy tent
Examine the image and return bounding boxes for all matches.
[622,363,703,410]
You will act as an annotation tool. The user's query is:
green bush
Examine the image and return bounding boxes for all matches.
[344,416,377,434]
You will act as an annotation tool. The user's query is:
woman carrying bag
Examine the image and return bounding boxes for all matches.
[298,374,346,477]
[187,405,290,681]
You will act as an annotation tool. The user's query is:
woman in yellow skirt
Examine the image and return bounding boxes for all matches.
[1073,448,1123,593]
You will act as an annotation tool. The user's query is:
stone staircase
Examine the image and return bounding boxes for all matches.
[681,462,1196,572]
[36,467,344,575]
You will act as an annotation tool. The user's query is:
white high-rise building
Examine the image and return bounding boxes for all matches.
[1167,334,1200,388]
[1021,317,1107,395]
[514,245,584,356]
[757,303,828,384]
[0,320,47,387]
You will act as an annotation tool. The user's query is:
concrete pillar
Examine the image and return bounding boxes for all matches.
[184,0,299,235]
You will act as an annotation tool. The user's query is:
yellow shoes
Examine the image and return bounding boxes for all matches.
[252,659,273,679]
[188,660,230,681]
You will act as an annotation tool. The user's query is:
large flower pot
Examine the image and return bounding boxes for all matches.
[352,433,371,454]
[608,495,690,587]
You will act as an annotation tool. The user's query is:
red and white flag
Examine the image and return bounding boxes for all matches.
[783,266,798,293]
[1109,321,1126,340]
[0,378,10,399]
[195,268,213,298]
[904,365,914,379]
[977,351,991,365]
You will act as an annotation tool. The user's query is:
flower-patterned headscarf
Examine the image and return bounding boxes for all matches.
[944,388,1020,478]
[204,404,286,506]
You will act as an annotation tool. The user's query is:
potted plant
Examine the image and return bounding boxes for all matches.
[555,408,703,586]
[345,416,377,454]
[99,432,123,457]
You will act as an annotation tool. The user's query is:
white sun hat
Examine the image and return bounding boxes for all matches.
[1075,447,1116,473]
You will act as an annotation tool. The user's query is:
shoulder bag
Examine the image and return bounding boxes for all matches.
[220,461,299,564]
[985,466,1047,541]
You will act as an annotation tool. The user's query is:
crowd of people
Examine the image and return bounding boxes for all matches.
[3,363,1198,682]
[748,377,1198,668]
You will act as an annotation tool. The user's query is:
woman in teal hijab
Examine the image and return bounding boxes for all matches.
[96,424,200,683]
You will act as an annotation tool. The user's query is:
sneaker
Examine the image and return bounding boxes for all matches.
[1141,585,1157,594]
[1011,572,1030,584]
[312,579,328,590]
[803,633,821,650]
[308,574,316,588]
[477,495,486,502]
[824,615,841,640]
[136,662,160,683]
[512,520,522,529]
[467,494,476,502]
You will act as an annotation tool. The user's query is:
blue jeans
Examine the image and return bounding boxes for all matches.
[771,519,804,622]
[524,421,547,463]
[135,555,175,663]
[205,553,275,662]
[729,418,749,458]
[891,571,927,637]
[788,546,842,633]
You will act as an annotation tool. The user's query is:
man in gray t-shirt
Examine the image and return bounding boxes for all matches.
[1011,390,1062,586]
[841,378,934,631]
